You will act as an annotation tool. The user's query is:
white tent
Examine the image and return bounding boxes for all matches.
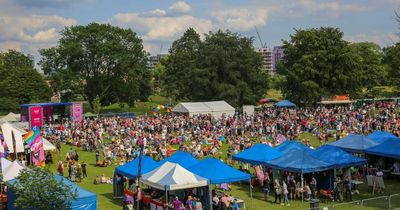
[1,158,12,171]
[172,100,235,118]
[0,122,26,153]
[2,160,26,181]
[43,138,57,151]
[141,162,208,191]
[0,112,20,123]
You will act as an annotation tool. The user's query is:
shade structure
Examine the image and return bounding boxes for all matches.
[159,151,200,168]
[275,141,313,154]
[0,112,20,122]
[1,158,12,171]
[1,122,26,153]
[2,160,26,182]
[310,145,367,168]
[7,175,97,210]
[274,100,296,107]
[188,157,251,184]
[367,131,398,144]
[365,138,400,159]
[115,156,159,179]
[232,143,283,165]
[265,148,334,173]
[329,134,378,153]
[43,138,57,151]
[141,162,208,191]
[172,101,235,118]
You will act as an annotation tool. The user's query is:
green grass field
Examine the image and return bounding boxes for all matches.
[48,135,400,210]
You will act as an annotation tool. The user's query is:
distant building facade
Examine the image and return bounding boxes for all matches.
[257,48,273,74]
[257,46,284,75]
[148,54,167,69]
[272,46,284,73]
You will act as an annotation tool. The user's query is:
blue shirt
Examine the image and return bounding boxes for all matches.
[233,203,239,210]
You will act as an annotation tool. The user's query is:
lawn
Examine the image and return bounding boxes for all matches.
[48,134,400,210]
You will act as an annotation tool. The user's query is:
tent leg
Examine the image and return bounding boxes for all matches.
[249,178,253,210]
[166,190,168,209]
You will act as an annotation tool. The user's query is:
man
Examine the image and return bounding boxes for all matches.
[310,176,317,199]
[95,150,100,165]
[82,161,87,178]
[172,196,183,210]
[232,199,240,210]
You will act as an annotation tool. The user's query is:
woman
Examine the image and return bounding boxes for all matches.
[282,181,290,206]
[171,196,184,210]
[274,179,282,204]
[289,176,296,200]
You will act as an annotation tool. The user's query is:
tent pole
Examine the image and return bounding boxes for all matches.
[301,172,304,205]
[249,178,253,210]
[166,190,168,209]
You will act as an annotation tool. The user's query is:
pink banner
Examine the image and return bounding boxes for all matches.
[72,103,83,122]
[29,106,43,128]
[43,106,52,123]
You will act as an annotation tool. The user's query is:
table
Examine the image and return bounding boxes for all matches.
[351,180,364,185]
[150,199,165,210]
[391,172,400,176]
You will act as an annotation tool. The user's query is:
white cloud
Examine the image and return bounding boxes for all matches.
[168,1,192,14]
[211,8,268,32]
[0,41,22,52]
[344,32,400,46]
[110,13,212,41]
[141,9,167,17]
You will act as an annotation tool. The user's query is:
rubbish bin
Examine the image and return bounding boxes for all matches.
[310,199,319,210]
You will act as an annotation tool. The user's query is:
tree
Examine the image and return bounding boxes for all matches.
[39,23,152,109]
[152,62,166,94]
[383,43,400,88]
[162,28,202,100]
[278,27,384,104]
[9,167,78,210]
[0,50,50,112]
[163,28,268,107]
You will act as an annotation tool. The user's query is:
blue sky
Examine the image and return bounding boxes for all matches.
[0,0,399,62]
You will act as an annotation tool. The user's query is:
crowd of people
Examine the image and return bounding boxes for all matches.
[38,101,400,208]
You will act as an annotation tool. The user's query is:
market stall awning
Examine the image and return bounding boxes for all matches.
[329,134,378,153]
[159,151,200,168]
[310,145,367,168]
[367,131,399,144]
[274,100,296,107]
[141,162,208,191]
[275,141,313,154]
[232,143,283,165]
[188,158,251,184]
[115,156,160,180]
[365,138,400,159]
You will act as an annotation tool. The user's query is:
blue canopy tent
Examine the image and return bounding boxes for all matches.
[311,145,367,168]
[8,175,97,210]
[232,143,283,165]
[274,100,296,108]
[265,148,334,173]
[188,157,251,184]
[114,156,159,197]
[365,138,400,159]
[115,156,160,179]
[367,131,398,144]
[275,141,313,154]
[329,134,378,153]
[159,151,200,168]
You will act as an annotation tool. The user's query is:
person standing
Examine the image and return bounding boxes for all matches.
[310,176,317,199]
[274,179,282,204]
[57,160,64,176]
[186,195,193,210]
[282,181,290,206]
[263,173,270,201]
[82,161,87,178]
[95,150,100,165]
[344,176,352,201]
[232,199,240,210]
[171,196,183,210]
[136,187,144,210]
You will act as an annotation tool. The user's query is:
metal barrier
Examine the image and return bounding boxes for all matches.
[332,200,361,210]
[360,195,389,209]
[389,193,400,209]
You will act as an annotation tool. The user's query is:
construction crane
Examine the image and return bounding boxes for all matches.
[255,26,267,48]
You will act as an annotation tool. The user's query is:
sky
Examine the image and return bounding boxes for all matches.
[0,0,399,65]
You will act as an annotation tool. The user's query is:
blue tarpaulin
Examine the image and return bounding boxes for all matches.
[275,141,313,154]
[311,145,367,168]
[8,176,97,210]
[367,131,398,144]
[115,156,160,179]
[274,100,296,107]
[159,151,200,168]
[365,138,400,159]
[329,134,378,153]
[232,143,283,165]
[265,148,334,173]
[188,157,251,184]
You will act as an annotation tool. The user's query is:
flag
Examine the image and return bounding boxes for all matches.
[23,127,45,167]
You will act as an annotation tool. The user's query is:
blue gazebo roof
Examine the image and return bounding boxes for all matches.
[115,156,160,179]
[159,151,200,168]
[232,143,283,165]
[274,100,296,107]
[329,134,378,153]
[367,131,398,144]
[311,145,367,168]
[365,138,400,159]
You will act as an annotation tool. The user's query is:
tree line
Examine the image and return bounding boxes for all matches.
[0,22,400,112]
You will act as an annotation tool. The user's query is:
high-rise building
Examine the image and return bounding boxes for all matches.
[272,46,284,72]
[257,48,273,74]
[148,54,167,69]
